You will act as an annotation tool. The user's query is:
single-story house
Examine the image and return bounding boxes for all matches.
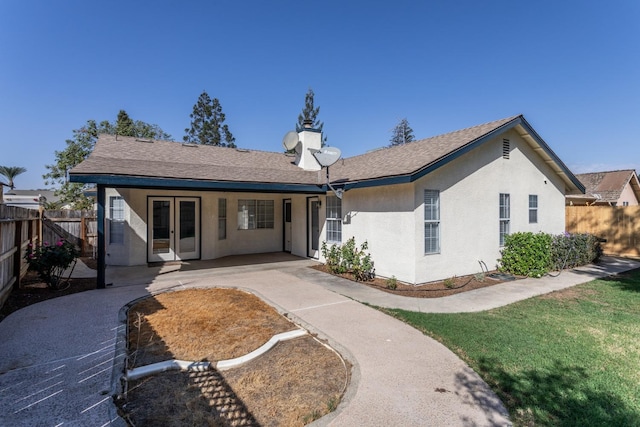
[2,189,60,209]
[70,114,584,288]
[566,170,640,206]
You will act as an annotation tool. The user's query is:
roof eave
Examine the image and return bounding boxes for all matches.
[70,173,326,194]
[515,116,585,194]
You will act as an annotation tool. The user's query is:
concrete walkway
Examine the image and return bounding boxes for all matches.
[0,255,637,426]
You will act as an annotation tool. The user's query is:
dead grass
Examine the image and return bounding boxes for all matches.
[121,288,348,426]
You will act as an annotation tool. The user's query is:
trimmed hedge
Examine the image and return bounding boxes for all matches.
[499,232,602,277]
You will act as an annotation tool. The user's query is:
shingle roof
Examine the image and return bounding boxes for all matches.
[71,136,323,185]
[70,114,582,193]
[575,170,639,202]
[330,116,517,183]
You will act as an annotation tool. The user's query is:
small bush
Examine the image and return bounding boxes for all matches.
[25,239,80,289]
[386,276,398,290]
[499,231,602,277]
[443,276,457,289]
[499,232,552,277]
[550,232,602,270]
[321,237,375,281]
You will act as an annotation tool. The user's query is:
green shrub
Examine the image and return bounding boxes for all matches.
[499,232,552,277]
[499,231,602,277]
[321,237,375,281]
[386,276,398,290]
[25,239,79,289]
[443,276,457,289]
[550,232,602,270]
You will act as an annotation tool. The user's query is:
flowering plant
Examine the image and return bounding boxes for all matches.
[25,239,80,289]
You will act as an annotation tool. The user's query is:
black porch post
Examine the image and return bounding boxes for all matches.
[97,184,106,289]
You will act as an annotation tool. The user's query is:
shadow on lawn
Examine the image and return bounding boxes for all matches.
[602,267,640,293]
[460,358,640,426]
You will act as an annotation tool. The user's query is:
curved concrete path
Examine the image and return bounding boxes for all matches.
[0,255,636,426]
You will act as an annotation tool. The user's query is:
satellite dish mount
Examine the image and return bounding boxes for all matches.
[310,146,344,199]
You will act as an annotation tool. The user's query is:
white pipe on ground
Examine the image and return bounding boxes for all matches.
[125,328,308,380]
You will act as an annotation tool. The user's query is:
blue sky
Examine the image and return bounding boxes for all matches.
[1,0,639,190]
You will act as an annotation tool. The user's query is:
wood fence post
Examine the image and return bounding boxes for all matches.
[13,220,22,289]
[81,215,87,256]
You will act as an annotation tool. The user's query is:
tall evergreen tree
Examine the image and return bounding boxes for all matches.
[115,110,135,136]
[44,112,171,209]
[0,166,27,190]
[295,88,327,145]
[389,118,415,146]
[184,91,236,147]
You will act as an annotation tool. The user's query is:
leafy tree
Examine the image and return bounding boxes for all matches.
[296,88,327,145]
[0,166,27,189]
[44,112,170,209]
[389,118,415,146]
[184,91,236,147]
[99,110,171,139]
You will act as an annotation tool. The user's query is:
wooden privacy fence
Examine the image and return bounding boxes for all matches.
[0,205,40,309]
[566,206,640,258]
[43,210,97,257]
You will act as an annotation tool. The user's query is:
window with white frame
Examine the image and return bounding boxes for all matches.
[109,196,125,244]
[499,193,510,246]
[424,190,440,254]
[218,198,227,240]
[529,195,538,224]
[326,195,342,243]
[237,199,274,230]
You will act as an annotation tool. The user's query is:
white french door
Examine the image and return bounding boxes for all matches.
[148,197,200,262]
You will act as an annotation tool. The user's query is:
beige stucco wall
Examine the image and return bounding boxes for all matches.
[104,188,308,266]
[410,129,566,283]
[324,184,416,283]
[618,182,639,206]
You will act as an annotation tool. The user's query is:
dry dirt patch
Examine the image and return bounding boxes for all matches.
[312,265,512,298]
[121,288,348,426]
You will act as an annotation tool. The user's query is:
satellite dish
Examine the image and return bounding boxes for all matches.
[282,131,299,151]
[311,146,342,167]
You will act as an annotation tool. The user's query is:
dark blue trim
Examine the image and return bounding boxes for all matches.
[70,174,325,194]
[97,185,106,289]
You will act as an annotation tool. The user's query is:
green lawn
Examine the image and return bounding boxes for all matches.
[387,270,640,426]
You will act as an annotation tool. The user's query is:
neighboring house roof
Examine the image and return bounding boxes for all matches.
[573,170,640,204]
[70,115,584,194]
[3,189,59,208]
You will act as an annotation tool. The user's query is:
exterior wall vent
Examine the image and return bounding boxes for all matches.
[502,139,510,159]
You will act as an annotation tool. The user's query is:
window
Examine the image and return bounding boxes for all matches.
[237,199,274,229]
[109,196,125,244]
[529,195,538,224]
[499,193,510,246]
[623,201,630,207]
[424,190,440,254]
[326,195,342,243]
[218,198,226,240]
[502,139,510,159]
